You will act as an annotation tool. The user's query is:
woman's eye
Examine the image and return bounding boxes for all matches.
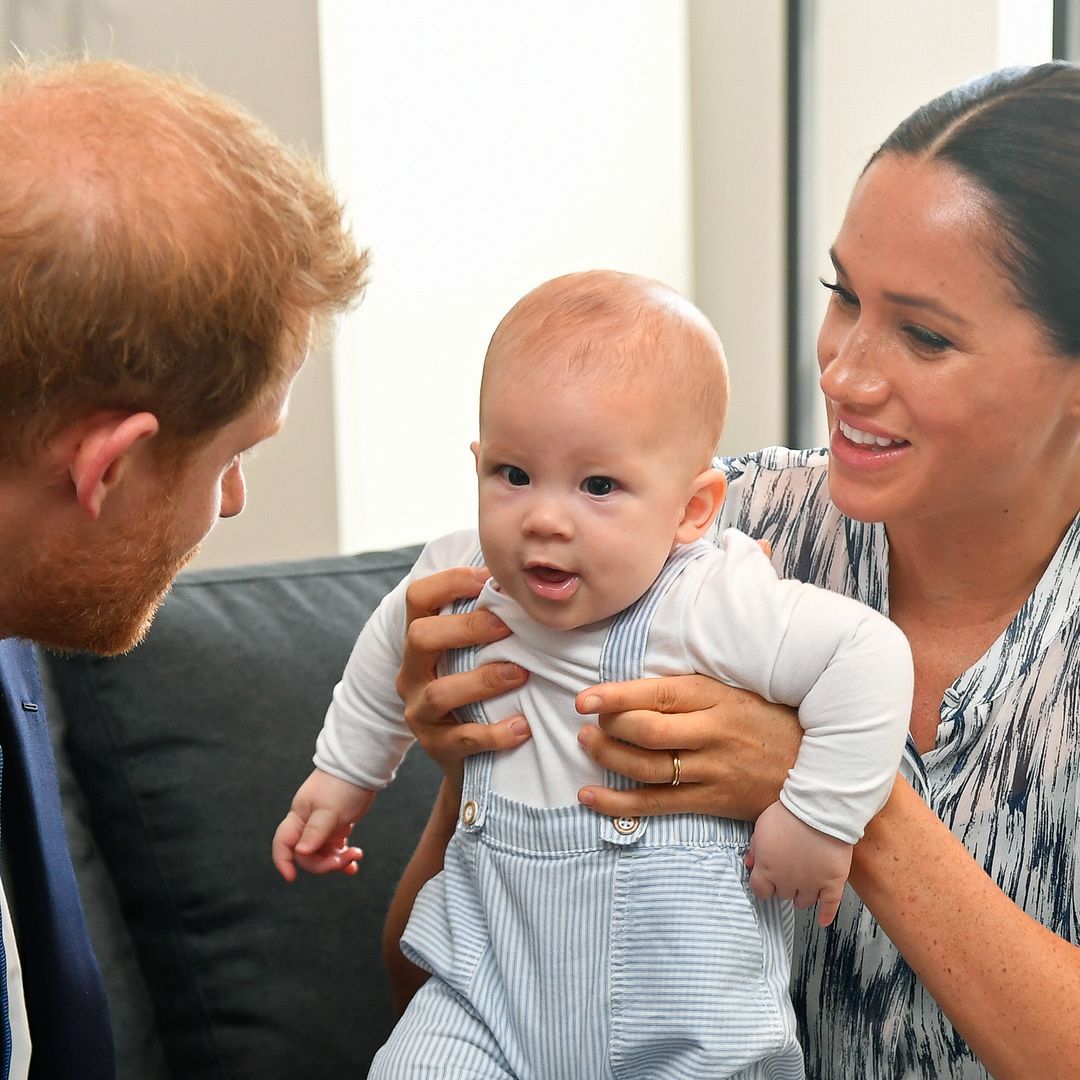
[904,325,953,352]
[499,465,530,486]
[819,277,859,309]
[583,476,617,497]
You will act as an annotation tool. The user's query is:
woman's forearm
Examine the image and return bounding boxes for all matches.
[382,778,459,1014]
[851,777,1080,1079]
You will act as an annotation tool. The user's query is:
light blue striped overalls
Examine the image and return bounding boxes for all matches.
[370,543,805,1080]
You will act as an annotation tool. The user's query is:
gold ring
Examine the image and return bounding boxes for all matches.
[670,752,682,787]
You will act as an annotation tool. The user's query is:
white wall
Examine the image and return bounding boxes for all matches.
[689,1,787,459]
[322,0,1054,547]
[319,0,694,553]
[1,0,1057,564]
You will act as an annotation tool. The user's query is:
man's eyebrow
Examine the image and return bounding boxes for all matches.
[829,248,972,329]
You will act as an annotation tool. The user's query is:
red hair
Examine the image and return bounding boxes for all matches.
[0,57,369,461]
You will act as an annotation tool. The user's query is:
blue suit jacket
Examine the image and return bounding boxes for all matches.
[0,639,113,1080]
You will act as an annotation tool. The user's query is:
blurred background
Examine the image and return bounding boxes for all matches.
[2,0,1066,566]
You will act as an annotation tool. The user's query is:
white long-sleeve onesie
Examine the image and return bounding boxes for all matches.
[315,528,913,841]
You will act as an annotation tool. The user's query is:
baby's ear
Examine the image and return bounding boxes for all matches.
[675,469,727,544]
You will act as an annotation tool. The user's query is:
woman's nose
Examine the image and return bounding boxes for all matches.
[818,322,890,407]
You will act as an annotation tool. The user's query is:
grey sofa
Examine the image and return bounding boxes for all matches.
[38,545,441,1079]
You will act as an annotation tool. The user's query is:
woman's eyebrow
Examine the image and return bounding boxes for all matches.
[829,248,972,330]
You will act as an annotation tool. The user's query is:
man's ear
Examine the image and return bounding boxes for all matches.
[67,412,160,520]
[675,468,727,544]
[471,441,481,473]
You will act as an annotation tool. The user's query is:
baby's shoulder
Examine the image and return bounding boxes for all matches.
[413,529,483,577]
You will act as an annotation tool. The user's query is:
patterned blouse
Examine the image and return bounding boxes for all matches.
[716,446,1080,1080]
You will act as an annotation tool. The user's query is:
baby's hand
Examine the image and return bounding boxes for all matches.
[745,800,852,927]
[271,768,376,883]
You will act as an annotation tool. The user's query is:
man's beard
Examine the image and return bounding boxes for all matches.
[7,508,199,656]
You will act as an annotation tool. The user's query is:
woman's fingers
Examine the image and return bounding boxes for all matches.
[398,607,511,691]
[577,724,693,783]
[398,567,505,694]
[401,661,527,733]
[576,779,724,819]
[576,673,725,718]
[583,708,714,752]
[393,563,532,791]
[574,675,802,822]
[403,565,490,623]
[421,716,531,757]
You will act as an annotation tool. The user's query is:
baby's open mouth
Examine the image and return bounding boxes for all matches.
[524,565,580,600]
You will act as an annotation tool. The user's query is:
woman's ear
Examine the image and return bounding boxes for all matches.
[675,468,727,544]
[67,412,160,520]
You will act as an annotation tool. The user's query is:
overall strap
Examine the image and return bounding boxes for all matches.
[597,541,713,846]
[444,548,496,833]
[0,640,114,1080]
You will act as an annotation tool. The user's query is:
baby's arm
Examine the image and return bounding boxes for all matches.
[272,532,485,883]
[270,572,411,884]
[272,767,375,882]
[681,532,913,922]
[746,800,851,927]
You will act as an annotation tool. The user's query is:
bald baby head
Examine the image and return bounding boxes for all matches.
[480,270,729,470]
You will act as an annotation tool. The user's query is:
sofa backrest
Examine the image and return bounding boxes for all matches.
[41,545,441,1079]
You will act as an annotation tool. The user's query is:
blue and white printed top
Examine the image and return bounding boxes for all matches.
[717,446,1080,1080]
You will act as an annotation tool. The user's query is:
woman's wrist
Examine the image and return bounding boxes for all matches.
[848,775,943,901]
[432,776,462,836]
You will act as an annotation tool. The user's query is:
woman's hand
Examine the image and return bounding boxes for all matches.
[396,565,531,790]
[574,674,801,820]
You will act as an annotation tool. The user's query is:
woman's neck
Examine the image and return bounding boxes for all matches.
[886,499,1078,627]
[885,500,1080,752]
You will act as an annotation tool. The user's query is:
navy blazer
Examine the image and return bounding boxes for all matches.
[0,639,113,1080]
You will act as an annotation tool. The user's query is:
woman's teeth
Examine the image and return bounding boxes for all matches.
[839,419,904,448]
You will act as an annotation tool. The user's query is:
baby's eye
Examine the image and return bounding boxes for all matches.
[499,465,530,486]
[582,476,618,497]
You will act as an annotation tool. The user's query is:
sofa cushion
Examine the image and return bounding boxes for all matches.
[41,546,442,1079]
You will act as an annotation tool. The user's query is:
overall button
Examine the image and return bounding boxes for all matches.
[612,815,639,835]
[461,800,479,825]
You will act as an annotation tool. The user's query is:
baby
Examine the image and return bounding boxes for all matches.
[273,270,913,1079]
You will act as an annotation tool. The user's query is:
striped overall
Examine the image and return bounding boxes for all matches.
[370,544,805,1080]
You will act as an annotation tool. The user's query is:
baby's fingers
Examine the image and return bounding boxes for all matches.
[295,808,348,856]
[815,882,846,928]
[294,845,365,877]
[271,812,305,882]
[747,864,777,902]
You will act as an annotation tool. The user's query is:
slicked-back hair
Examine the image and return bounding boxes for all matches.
[871,61,1080,359]
[0,57,369,462]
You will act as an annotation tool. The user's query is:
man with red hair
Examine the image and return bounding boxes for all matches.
[0,57,367,1078]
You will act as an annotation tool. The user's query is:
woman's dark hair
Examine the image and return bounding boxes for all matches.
[872,62,1080,357]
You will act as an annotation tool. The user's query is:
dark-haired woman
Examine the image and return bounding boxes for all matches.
[390,63,1080,1079]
